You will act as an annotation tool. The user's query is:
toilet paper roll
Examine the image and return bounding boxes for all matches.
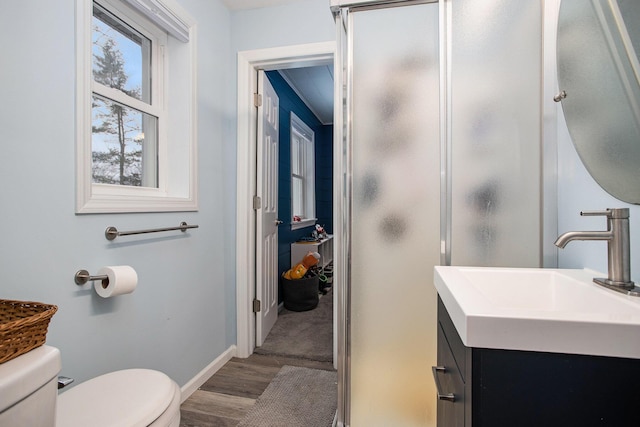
[94,266,138,298]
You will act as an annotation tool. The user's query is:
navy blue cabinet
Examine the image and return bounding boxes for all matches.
[436,297,640,427]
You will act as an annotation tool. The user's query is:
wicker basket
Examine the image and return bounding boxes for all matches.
[0,299,58,364]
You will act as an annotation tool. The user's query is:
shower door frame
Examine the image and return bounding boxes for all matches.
[335,0,560,424]
[333,1,445,425]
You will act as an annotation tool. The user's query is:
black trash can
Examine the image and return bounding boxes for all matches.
[281,274,319,311]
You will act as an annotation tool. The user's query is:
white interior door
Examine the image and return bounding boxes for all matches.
[256,70,279,347]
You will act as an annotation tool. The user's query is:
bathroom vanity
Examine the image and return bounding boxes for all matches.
[434,266,640,427]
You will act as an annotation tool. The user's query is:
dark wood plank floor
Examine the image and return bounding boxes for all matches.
[179,353,335,427]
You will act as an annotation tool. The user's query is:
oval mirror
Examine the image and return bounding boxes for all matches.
[557,0,640,204]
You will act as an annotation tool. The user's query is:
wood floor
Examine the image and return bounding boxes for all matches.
[179,353,335,427]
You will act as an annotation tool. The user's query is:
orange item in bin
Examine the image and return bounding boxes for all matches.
[283,251,320,280]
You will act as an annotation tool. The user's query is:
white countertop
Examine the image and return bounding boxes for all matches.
[434,266,640,359]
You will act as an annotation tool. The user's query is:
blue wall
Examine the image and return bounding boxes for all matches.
[0,0,234,388]
[265,71,333,284]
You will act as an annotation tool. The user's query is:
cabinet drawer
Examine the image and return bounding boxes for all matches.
[438,297,467,381]
[435,324,465,427]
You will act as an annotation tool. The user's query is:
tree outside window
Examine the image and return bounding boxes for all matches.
[91,3,157,188]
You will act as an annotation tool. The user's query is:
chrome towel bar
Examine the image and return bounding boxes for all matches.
[105,222,199,241]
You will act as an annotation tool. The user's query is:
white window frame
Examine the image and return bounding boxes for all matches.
[290,113,316,230]
[76,0,197,213]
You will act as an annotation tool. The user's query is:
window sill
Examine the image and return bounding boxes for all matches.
[291,218,316,230]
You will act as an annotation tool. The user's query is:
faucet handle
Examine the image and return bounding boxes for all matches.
[580,209,611,217]
[581,208,629,219]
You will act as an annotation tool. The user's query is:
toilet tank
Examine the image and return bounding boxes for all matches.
[0,345,61,427]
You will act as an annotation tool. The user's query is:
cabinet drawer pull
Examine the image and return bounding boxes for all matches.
[432,366,456,402]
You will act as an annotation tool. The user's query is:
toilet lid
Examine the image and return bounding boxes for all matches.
[57,369,177,427]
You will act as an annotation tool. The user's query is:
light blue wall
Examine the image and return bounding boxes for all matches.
[230,0,335,52]
[0,0,336,390]
[0,0,234,388]
[556,112,640,283]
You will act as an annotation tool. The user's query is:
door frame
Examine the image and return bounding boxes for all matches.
[235,42,336,358]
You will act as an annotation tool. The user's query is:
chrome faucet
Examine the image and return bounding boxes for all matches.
[555,208,638,296]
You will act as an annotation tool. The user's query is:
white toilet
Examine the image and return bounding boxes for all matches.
[0,345,181,427]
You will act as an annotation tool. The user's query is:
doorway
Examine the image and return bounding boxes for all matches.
[253,67,334,361]
[235,42,338,363]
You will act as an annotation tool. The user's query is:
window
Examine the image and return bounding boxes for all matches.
[91,2,160,188]
[76,0,197,213]
[290,113,316,230]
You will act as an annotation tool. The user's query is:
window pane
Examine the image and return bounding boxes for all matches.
[291,134,301,175]
[290,113,315,222]
[292,176,303,217]
[93,2,151,103]
[92,95,158,187]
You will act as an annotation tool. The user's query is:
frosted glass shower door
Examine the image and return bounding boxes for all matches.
[448,0,542,267]
[349,3,440,426]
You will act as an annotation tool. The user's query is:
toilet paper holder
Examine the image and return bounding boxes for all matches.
[74,270,109,287]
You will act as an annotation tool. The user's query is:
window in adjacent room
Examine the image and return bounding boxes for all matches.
[290,113,316,230]
[76,0,196,213]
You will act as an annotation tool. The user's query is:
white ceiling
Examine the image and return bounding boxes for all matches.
[222,0,303,10]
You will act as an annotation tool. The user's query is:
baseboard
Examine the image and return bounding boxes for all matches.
[180,345,236,403]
